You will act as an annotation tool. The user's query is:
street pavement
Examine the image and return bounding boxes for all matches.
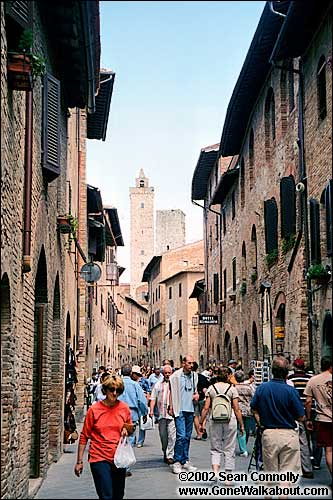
[35,426,331,499]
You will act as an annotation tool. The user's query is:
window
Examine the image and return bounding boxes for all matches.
[168,286,172,299]
[179,282,182,297]
[141,202,144,208]
[249,129,254,190]
[265,87,275,160]
[140,180,144,187]
[325,180,332,256]
[309,199,321,264]
[42,74,61,181]
[288,60,295,112]
[213,273,219,304]
[179,319,183,338]
[280,176,296,238]
[317,55,327,120]
[223,269,227,299]
[240,158,245,209]
[222,209,226,235]
[169,322,172,339]
[231,191,235,219]
[264,198,278,254]
[232,258,236,291]
[5,1,32,28]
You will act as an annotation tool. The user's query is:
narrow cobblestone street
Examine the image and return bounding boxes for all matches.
[35,426,331,499]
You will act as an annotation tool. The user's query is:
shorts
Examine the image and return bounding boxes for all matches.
[194,399,204,417]
[315,421,333,447]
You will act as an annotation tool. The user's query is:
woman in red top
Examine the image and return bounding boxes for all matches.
[74,374,134,499]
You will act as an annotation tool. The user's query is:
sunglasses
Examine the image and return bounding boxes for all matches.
[106,387,121,394]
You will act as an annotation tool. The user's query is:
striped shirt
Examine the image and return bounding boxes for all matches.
[150,380,172,420]
[287,370,315,410]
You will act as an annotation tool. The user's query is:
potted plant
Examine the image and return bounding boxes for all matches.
[240,281,247,296]
[265,249,278,268]
[7,29,45,91]
[306,263,331,284]
[57,215,72,234]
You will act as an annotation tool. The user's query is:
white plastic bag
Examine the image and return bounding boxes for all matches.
[139,415,154,430]
[114,436,136,469]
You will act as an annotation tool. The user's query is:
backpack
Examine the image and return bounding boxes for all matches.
[211,384,232,422]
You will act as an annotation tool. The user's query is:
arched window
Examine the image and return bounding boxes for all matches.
[265,87,276,160]
[280,70,288,135]
[240,157,245,209]
[235,337,239,360]
[241,241,247,281]
[140,180,144,187]
[317,55,327,120]
[224,332,232,362]
[321,180,332,256]
[249,129,254,189]
[309,199,321,264]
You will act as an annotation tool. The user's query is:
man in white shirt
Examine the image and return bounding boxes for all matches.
[150,364,176,465]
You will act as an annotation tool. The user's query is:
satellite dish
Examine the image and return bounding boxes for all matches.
[80,262,102,283]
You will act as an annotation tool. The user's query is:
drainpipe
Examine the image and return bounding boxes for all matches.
[22,91,33,273]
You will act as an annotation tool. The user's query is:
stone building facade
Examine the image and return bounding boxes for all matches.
[115,284,149,367]
[160,268,204,368]
[129,169,154,294]
[191,2,332,373]
[142,240,204,367]
[1,2,117,498]
[155,209,186,255]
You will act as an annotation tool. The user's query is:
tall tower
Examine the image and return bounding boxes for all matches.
[156,209,186,254]
[130,169,154,293]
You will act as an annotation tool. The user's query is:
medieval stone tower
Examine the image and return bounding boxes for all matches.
[130,169,154,293]
[155,209,186,254]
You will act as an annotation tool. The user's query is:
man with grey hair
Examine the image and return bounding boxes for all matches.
[234,369,255,457]
[250,356,305,478]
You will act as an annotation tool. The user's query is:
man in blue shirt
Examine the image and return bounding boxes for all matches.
[118,364,148,475]
[251,356,305,476]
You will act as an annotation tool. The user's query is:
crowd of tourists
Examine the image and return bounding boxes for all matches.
[76,354,332,499]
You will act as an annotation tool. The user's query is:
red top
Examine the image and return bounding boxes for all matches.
[79,400,132,463]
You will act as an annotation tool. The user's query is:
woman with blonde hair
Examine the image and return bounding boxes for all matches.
[74,374,134,499]
[200,367,244,482]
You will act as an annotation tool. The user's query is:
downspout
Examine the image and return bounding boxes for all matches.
[22,91,33,273]
[269,6,314,369]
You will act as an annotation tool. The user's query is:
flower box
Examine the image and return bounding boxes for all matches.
[7,52,33,91]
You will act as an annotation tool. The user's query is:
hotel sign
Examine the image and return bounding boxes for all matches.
[198,314,219,325]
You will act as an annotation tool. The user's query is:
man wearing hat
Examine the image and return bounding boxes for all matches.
[288,357,320,477]
[131,365,151,448]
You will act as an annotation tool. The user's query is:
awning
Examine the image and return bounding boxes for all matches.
[87,71,115,141]
[191,144,220,201]
[87,184,103,214]
[270,1,330,62]
[142,256,162,282]
[210,167,239,205]
[105,208,124,247]
[189,279,205,299]
[220,2,289,157]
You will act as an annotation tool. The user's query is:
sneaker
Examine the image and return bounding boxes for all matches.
[125,471,132,477]
[202,430,208,440]
[171,462,183,474]
[239,451,248,457]
[166,458,175,465]
[313,465,320,470]
[136,443,143,448]
[183,461,197,472]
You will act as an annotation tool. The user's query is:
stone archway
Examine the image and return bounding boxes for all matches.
[224,332,232,362]
[252,322,259,360]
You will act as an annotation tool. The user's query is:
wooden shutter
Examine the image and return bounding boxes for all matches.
[280,176,296,238]
[309,199,321,264]
[42,73,61,181]
[264,198,278,254]
[5,1,32,28]
[213,273,219,304]
[325,180,332,256]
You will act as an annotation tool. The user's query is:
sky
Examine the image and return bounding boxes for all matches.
[86,1,265,282]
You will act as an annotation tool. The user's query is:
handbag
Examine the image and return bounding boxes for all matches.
[114,436,136,469]
[139,415,154,430]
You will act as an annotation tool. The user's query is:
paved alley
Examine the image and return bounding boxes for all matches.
[35,426,331,499]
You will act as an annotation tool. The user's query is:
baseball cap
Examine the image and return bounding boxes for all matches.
[131,365,142,375]
[293,358,305,369]
[228,359,237,365]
